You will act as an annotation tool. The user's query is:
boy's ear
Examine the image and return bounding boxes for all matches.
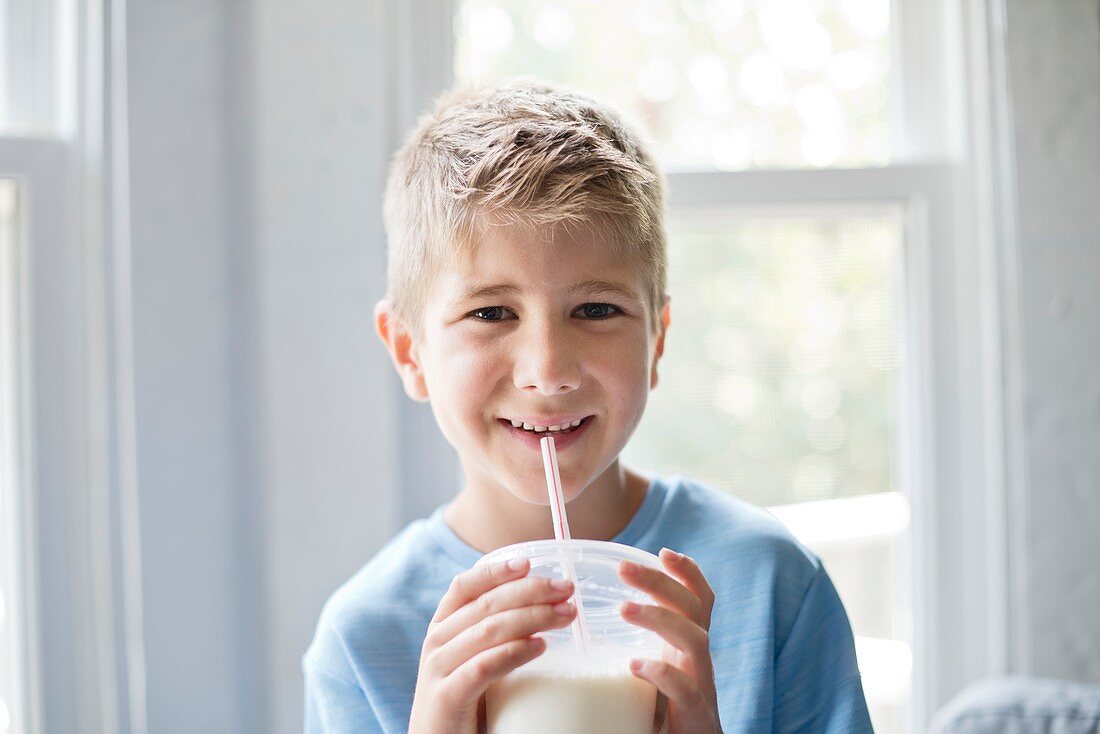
[649,297,671,390]
[374,300,430,403]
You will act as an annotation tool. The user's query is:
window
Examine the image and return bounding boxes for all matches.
[1,1,135,730]
[455,0,892,170]
[1,2,65,727]
[454,2,930,731]
[635,206,911,733]
[632,206,910,731]
[0,0,73,136]
[0,175,23,734]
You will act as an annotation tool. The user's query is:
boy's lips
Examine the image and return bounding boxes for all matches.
[496,415,594,451]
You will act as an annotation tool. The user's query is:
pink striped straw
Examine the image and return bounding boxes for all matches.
[540,436,589,653]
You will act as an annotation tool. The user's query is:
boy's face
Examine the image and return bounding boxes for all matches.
[377,223,669,506]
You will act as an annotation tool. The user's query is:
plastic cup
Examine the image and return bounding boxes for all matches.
[477,539,665,734]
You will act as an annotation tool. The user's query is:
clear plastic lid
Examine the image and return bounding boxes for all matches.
[477,540,665,674]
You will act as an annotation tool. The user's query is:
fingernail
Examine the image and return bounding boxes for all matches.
[621,561,640,576]
[630,659,645,673]
[622,601,641,616]
[507,558,527,571]
[550,578,572,591]
[552,602,575,616]
[660,547,683,561]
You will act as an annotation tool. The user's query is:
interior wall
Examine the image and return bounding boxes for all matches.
[126,0,259,731]
[1003,0,1100,683]
[249,1,402,731]
[127,0,405,732]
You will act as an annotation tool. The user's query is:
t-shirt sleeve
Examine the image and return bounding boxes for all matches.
[773,565,874,733]
[303,660,383,734]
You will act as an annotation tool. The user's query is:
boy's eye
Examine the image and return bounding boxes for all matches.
[465,304,622,321]
[468,306,513,321]
[574,303,622,320]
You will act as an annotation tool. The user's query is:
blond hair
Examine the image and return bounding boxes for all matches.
[382,79,667,331]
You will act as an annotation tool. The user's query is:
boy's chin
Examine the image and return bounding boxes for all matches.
[488,470,566,504]
[503,482,558,506]
[502,477,589,508]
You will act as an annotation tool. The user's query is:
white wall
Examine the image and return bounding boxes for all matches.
[1004,0,1100,683]
[125,1,445,732]
[249,2,459,729]
[126,0,258,730]
[249,2,402,730]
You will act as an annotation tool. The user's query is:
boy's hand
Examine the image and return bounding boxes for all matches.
[619,548,723,734]
[408,558,578,734]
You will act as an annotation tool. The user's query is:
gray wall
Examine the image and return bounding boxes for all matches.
[126,1,410,732]
[249,2,403,730]
[1004,0,1100,682]
[127,1,258,731]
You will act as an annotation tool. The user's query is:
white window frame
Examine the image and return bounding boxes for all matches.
[0,143,49,734]
[394,0,1024,731]
[0,1,146,732]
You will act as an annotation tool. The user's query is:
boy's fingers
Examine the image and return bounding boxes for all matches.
[618,561,703,626]
[629,659,717,732]
[432,603,576,677]
[426,575,574,649]
[433,559,530,622]
[446,637,546,705]
[659,548,716,628]
[621,602,710,663]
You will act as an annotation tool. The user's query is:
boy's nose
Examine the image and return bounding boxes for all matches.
[513,324,581,395]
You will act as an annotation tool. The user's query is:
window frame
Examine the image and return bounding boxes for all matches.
[0,143,52,734]
[0,0,146,732]
[668,165,947,734]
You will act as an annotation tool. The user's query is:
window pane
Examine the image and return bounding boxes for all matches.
[624,210,902,505]
[0,178,25,734]
[770,495,912,733]
[622,208,909,733]
[0,0,74,135]
[454,0,892,170]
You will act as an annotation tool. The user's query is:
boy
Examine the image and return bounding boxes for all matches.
[304,80,873,733]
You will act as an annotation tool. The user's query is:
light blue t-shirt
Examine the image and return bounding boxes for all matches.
[303,476,873,733]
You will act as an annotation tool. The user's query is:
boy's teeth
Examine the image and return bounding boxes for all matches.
[508,418,587,434]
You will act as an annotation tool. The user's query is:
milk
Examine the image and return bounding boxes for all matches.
[475,540,667,734]
[486,669,657,734]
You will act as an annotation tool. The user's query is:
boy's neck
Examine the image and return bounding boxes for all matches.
[443,461,651,553]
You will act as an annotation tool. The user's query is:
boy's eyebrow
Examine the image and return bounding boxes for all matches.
[458,279,641,302]
[568,279,642,301]
[459,283,521,301]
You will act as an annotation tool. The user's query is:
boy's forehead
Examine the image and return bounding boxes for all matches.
[436,224,645,300]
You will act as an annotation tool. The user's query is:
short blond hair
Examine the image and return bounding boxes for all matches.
[382,79,667,331]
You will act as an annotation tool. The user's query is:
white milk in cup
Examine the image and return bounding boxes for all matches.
[476,539,665,734]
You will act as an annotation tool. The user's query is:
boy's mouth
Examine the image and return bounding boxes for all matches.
[497,415,594,449]
[502,416,588,434]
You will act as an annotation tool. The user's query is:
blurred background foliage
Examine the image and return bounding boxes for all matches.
[455,0,892,170]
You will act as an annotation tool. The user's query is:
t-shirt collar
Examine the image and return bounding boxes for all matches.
[425,475,668,568]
